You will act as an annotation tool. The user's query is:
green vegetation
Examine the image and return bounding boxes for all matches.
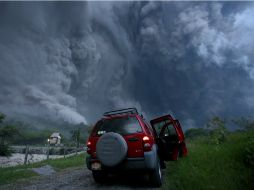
[0,153,86,185]
[0,112,91,148]
[185,116,228,144]
[244,135,254,168]
[70,127,81,148]
[205,116,227,144]
[232,116,254,131]
[185,128,208,139]
[36,153,85,170]
[1,112,254,189]
[0,168,37,186]
[0,144,12,156]
[0,113,19,156]
[14,129,53,145]
[162,130,254,190]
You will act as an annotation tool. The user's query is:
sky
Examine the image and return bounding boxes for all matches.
[0,1,254,129]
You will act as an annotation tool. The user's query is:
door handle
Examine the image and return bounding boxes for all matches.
[128,138,139,142]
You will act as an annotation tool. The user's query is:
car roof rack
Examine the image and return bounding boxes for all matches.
[103,107,139,117]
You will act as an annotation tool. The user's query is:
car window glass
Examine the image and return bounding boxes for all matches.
[153,119,171,135]
[93,117,142,136]
[148,125,154,135]
[165,123,177,136]
[163,126,170,136]
[161,123,178,141]
[144,121,153,135]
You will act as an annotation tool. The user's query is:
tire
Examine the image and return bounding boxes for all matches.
[96,132,127,167]
[149,159,162,187]
[92,170,107,183]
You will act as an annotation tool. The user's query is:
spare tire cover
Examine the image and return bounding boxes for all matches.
[96,132,127,167]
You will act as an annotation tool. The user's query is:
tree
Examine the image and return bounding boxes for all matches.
[206,116,227,144]
[0,113,5,124]
[185,128,208,139]
[70,128,81,148]
[0,113,19,156]
[232,117,254,131]
[0,125,18,145]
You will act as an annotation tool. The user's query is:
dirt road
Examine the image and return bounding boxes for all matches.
[2,167,158,190]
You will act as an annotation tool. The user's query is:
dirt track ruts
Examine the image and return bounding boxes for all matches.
[2,167,159,190]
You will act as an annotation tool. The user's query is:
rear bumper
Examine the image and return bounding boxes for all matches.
[86,156,146,170]
[86,145,157,171]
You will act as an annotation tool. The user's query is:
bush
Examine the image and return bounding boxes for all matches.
[13,130,53,145]
[206,117,227,145]
[232,117,254,131]
[49,148,56,155]
[208,128,227,144]
[185,128,208,139]
[0,144,12,156]
[59,148,65,155]
[244,138,254,168]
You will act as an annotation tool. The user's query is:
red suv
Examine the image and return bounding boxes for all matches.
[86,108,187,187]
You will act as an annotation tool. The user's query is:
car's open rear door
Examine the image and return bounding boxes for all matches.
[150,115,181,161]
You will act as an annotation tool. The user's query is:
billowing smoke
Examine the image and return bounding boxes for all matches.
[0,1,254,128]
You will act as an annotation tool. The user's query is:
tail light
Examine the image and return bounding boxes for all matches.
[142,135,152,151]
[87,140,92,154]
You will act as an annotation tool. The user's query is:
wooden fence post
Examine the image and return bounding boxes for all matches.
[47,145,50,160]
[64,147,66,159]
[24,145,29,165]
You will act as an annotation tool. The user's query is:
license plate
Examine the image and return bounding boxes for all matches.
[91,162,101,170]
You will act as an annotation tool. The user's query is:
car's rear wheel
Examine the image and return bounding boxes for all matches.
[149,159,162,187]
[92,170,108,183]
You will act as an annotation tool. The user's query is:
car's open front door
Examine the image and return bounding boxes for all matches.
[150,115,181,161]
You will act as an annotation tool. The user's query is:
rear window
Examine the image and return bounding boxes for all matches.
[92,117,142,136]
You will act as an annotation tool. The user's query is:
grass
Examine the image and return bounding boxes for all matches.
[31,153,86,170]
[1,131,254,189]
[0,153,86,185]
[162,131,254,190]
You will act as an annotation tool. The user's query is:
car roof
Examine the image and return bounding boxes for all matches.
[103,114,139,120]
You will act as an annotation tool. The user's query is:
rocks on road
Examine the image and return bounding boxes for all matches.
[2,167,159,190]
